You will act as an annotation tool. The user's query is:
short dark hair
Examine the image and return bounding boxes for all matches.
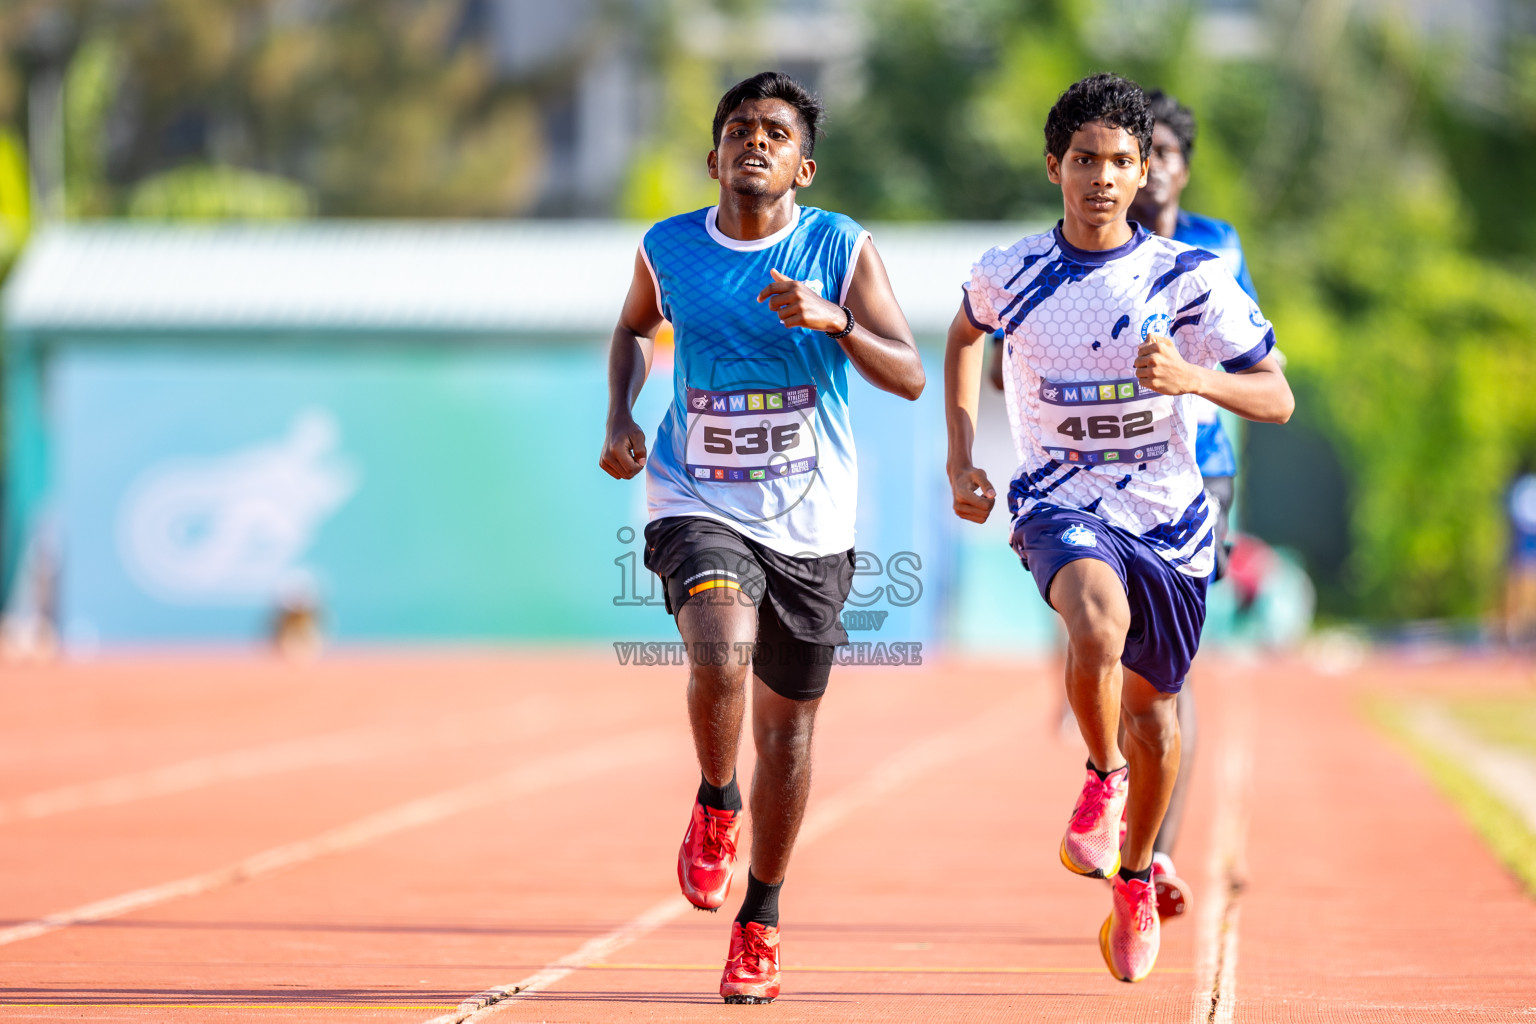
[1043,73,1153,164]
[712,71,824,158]
[1146,89,1197,162]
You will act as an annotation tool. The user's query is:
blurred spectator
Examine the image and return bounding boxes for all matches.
[1501,471,1536,647]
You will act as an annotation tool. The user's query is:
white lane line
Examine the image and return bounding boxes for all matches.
[0,698,562,826]
[427,693,1034,1024]
[0,730,671,949]
[1192,671,1253,1024]
[1405,702,1536,832]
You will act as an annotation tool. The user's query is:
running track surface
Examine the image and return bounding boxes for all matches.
[0,651,1532,1022]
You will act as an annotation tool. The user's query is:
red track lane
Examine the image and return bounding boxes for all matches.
[0,652,1530,1022]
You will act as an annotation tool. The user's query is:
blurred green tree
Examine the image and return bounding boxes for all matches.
[0,0,544,219]
[618,0,724,220]
[0,125,27,274]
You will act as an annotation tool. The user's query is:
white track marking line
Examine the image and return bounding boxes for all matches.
[0,729,671,949]
[427,694,1034,1024]
[1192,671,1253,1024]
[0,697,561,826]
[1405,702,1536,832]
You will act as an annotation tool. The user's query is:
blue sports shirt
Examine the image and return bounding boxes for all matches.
[1171,211,1258,479]
[640,204,869,556]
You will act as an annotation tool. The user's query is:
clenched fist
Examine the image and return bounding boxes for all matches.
[1134,334,1201,396]
[599,414,648,480]
[757,268,849,333]
[949,464,997,524]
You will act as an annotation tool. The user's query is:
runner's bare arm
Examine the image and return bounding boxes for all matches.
[1134,338,1294,424]
[600,250,665,480]
[943,303,997,525]
[755,241,924,401]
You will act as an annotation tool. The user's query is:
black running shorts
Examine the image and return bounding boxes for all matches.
[643,516,855,701]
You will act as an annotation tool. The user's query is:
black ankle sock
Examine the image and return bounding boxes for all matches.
[697,774,742,812]
[734,871,782,928]
[1087,759,1117,781]
[1119,865,1152,884]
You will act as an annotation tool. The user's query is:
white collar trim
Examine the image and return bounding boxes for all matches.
[704,204,802,252]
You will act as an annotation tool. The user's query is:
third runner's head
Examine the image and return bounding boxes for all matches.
[708,71,824,200]
[1133,90,1197,218]
[1043,73,1153,236]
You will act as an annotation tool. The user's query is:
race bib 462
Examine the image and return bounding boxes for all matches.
[1038,377,1173,465]
[684,385,819,482]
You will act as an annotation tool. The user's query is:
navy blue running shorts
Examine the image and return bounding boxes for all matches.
[1011,507,1210,694]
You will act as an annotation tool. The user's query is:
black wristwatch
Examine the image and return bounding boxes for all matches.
[826,305,855,339]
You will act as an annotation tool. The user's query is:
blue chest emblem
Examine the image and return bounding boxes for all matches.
[1140,313,1172,342]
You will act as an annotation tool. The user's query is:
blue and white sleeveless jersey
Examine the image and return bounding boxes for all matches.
[965,222,1274,577]
[1171,210,1258,479]
[641,204,869,557]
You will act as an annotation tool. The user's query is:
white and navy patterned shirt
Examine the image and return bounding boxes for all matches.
[964,222,1274,577]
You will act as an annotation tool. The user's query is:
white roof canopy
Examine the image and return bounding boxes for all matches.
[2,220,1041,337]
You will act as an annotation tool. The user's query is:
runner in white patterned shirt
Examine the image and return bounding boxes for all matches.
[942,72,1293,983]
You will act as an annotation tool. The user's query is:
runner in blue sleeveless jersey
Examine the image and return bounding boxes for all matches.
[599,72,922,1004]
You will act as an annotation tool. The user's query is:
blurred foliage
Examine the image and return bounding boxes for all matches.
[0,125,26,274]
[0,0,542,219]
[620,1,724,220]
[126,164,310,220]
[810,0,1536,621]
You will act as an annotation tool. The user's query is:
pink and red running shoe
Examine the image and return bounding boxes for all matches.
[1151,854,1191,922]
[720,921,780,1003]
[678,799,742,910]
[1060,762,1129,879]
[1101,874,1160,982]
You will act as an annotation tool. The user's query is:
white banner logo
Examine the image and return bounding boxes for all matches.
[118,410,359,603]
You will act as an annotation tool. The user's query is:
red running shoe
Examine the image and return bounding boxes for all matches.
[1151,855,1191,922]
[1060,763,1128,879]
[678,799,742,910]
[1100,874,1159,982]
[720,920,781,1003]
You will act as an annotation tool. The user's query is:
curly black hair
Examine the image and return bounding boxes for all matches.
[1043,73,1153,164]
[712,71,824,158]
[1146,89,1197,162]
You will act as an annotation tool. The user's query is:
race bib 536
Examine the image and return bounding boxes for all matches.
[1039,377,1173,465]
[684,385,819,482]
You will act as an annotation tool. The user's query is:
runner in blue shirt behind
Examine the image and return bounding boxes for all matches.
[1121,88,1255,924]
